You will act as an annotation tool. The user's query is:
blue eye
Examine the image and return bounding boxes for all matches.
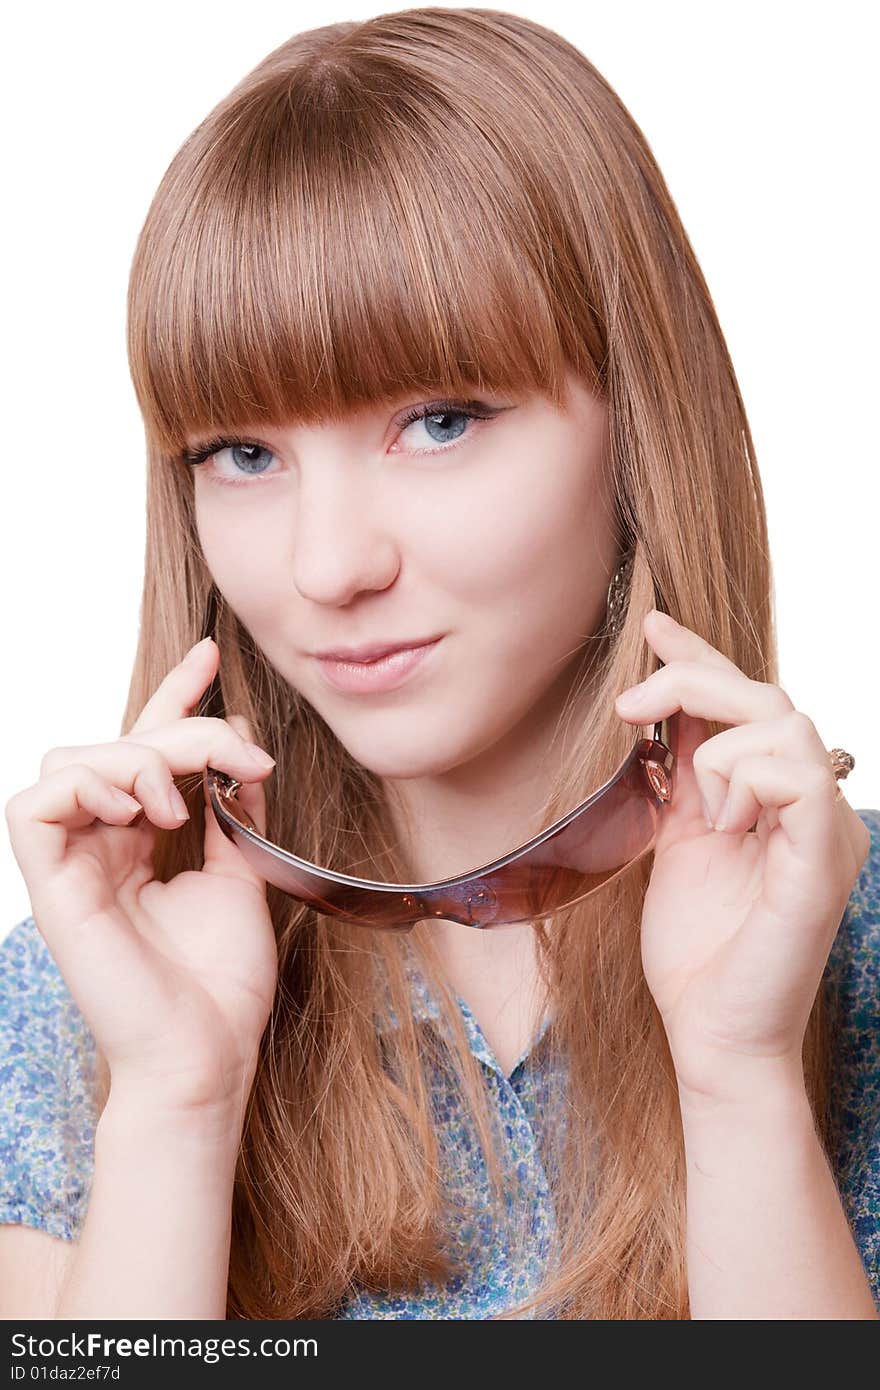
[398,406,471,451]
[180,398,507,484]
[181,436,280,486]
[221,442,275,476]
[395,398,503,457]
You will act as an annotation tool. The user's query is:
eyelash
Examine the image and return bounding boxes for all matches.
[180,399,500,486]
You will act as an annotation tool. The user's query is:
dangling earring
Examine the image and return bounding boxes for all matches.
[605,549,635,639]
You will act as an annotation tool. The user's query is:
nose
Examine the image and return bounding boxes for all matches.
[289,459,400,607]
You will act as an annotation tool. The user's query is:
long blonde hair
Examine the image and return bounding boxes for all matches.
[112,7,833,1318]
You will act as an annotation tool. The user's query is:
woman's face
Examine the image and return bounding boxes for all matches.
[191,367,619,781]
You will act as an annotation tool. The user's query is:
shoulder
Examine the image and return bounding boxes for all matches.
[0,914,98,1241]
[823,809,880,1304]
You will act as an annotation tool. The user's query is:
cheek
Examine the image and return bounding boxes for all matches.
[195,492,285,602]
[421,461,607,647]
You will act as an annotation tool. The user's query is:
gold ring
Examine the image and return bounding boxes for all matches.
[829,748,854,802]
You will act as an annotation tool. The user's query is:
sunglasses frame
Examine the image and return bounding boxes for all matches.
[195,584,676,930]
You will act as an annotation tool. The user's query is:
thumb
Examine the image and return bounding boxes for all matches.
[201,712,270,892]
[653,710,709,848]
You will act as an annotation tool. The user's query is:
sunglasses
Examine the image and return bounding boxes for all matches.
[195,585,677,930]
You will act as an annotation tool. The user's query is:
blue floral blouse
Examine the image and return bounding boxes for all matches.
[2,809,879,1318]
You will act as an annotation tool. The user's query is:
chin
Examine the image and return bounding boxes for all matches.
[336,725,479,781]
[345,746,464,781]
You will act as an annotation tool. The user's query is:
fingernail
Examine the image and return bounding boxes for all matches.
[699,792,715,831]
[245,742,276,769]
[183,637,214,665]
[617,683,646,707]
[168,785,190,820]
[714,792,732,832]
[110,787,142,813]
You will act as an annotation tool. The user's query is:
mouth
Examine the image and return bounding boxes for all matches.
[314,637,444,695]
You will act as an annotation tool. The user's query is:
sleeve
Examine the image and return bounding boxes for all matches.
[0,914,99,1241]
[824,807,880,1311]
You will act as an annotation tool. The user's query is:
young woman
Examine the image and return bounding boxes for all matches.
[1,8,878,1320]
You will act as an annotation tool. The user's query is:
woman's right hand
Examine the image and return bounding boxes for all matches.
[5,637,281,1122]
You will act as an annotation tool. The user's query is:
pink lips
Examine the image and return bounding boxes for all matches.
[315,638,443,693]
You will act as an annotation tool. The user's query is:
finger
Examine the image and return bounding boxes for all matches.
[128,637,220,736]
[201,713,270,894]
[40,719,275,826]
[6,763,144,885]
[217,714,268,838]
[8,761,171,1013]
[615,658,793,731]
[650,707,713,846]
[714,748,866,869]
[706,757,857,1003]
[691,710,830,828]
[640,608,754,675]
[688,711,863,862]
[711,753,841,854]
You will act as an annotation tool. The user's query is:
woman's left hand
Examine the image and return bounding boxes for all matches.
[615,608,871,1109]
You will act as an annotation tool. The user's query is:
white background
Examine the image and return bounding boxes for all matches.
[2,1,877,932]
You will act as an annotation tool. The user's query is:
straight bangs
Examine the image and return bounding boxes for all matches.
[127,56,606,456]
